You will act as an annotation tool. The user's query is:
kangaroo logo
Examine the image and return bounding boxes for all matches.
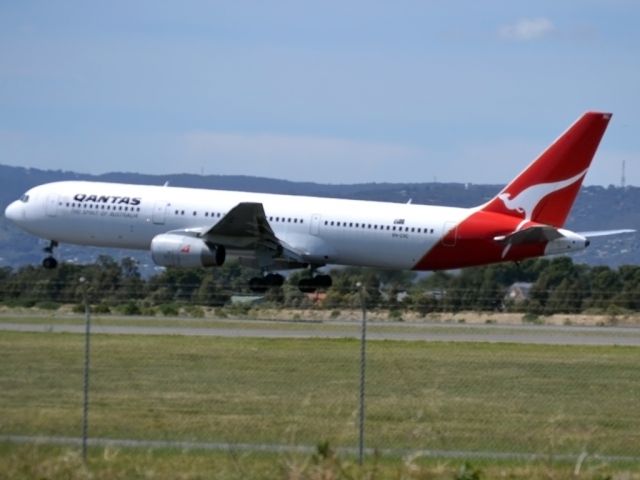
[497,169,587,259]
[498,169,587,225]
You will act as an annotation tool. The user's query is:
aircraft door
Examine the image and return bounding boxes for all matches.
[152,200,168,225]
[45,193,58,217]
[442,221,458,247]
[310,214,321,235]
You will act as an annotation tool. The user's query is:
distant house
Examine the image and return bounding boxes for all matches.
[378,288,410,303]
[231,295,264,305]
[425,289,445,301]
[505,282,533,303]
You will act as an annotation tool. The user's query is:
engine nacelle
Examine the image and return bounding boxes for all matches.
[150,234,225,268]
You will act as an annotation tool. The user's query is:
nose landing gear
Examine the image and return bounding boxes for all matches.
[42,240,59,269]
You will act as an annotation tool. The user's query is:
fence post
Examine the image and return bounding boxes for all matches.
[80,277,91,463]
[357,282,367,465]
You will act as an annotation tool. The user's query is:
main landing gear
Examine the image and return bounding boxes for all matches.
[42,240,59,270]
[297,274,332,293]
[247,272,333,294]
[248,273,285,293]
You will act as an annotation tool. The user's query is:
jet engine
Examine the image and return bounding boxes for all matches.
[150,234,225,268]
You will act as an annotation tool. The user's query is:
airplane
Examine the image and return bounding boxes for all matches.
[4,111,634,293]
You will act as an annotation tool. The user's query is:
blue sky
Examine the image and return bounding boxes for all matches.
[1,1,639,185]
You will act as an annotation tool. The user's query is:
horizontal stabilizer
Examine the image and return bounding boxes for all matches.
[578,229,636,238]
[494,226,564,246]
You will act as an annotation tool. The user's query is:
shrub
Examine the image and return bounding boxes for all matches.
[522,313,542,325]
[72,303,86,314]
[185,305,205,318]
[93,303,111,314]
[158,303,179,316]
[120,302,141,316]
[226,302,251,317]
[35,301,60,310]
[455,462,482,480]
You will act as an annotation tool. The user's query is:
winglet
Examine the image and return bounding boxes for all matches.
[481,112,612,227]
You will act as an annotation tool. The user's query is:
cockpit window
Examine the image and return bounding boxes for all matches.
[20,194,30,203]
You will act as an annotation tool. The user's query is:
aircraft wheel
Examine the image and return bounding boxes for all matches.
[298,275,332,293]
[264,273,285,287]
[314,274,332,288]
[249,277,269,294]
[298,278,317,294]
[42,256,58,269]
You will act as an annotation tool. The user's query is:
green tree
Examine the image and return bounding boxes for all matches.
[585,265,622,310]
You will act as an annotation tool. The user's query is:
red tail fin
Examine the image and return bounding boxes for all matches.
[482,112,611,227]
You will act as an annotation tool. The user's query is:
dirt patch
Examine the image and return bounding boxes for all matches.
[240,308,640,327]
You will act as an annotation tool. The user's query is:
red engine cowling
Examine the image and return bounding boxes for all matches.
[150,234,225,268]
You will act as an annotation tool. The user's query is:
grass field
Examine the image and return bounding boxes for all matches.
[2,330,639,457]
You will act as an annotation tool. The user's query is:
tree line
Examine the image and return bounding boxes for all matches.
[0,255,638,315]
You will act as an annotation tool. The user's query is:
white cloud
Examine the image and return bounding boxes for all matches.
[181,132,425,183]
[499,18,556,41]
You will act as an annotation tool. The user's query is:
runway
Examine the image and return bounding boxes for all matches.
[2,320,640,346]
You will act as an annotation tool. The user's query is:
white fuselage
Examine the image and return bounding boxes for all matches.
[5,113,616,273]
[6,181,471,270]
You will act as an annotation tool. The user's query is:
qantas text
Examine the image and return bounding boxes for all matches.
[73,194,142,206]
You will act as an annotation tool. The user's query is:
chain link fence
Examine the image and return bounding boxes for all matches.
[1,284,639,463]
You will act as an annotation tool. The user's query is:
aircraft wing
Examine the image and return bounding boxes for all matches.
[204,202,275,242]
[200,202,307,264]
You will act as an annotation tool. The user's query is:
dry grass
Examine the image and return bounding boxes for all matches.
[1,444,639,480]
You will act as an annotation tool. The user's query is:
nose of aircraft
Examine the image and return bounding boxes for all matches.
[4,200,23,223]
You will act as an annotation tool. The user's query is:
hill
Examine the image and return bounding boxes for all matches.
[0,164,637,270]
